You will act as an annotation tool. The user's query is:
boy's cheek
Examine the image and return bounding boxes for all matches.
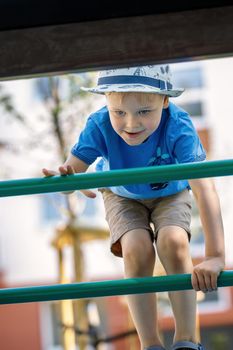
[147,121,159,132]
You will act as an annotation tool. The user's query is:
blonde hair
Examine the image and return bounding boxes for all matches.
[105,91,167,104]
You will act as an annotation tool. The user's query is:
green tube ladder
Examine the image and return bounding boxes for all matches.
[0,158,233,304]
[0,271,233,305]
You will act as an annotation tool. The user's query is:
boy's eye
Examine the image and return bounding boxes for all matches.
[114,110,125,116]
[138,109,150,115]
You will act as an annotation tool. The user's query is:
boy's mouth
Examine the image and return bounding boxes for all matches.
[124,130,145,138]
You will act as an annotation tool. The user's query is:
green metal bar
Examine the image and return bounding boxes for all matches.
[0,271,232,305]
[0,159,233,198]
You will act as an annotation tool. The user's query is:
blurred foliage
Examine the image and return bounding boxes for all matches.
[0,84,26,151]
[0,71,99,162]
[0,71,100,218]
[32,72,98,162]
[0,85,25,122]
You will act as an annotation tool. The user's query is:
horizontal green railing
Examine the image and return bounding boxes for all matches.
[0,271,232,305]
[0,160,232,305]
[0,159,233,198]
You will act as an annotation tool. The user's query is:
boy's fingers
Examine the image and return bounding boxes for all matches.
[66,165,75,174]
[203,274,212,291]
[42,168,58,177]
[210,273,218,290]
[192,269,218,292]
[43,165,75,177]
[192,271,207,292]
[58,166,68,175]
[192,272,206,292]
[81,190,97,198]
[196,271,208,292]
[191,272,201,291]
[58,165,75,175]
[43,167,95,198]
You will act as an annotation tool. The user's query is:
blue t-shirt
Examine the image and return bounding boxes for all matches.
[71,102,206,199]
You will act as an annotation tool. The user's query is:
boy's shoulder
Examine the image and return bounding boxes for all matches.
[168,101,189,119]
[89,105,109,123]
[167,102,194,130]
[85,105,111,132]
[165,102,198,141]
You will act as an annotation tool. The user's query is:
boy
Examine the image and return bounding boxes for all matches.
[42,65,225,350]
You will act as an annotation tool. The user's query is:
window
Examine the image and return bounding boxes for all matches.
[40,193,67,224]
[172,62,209,148]
[172,67,204,89]
[179,101,203,118]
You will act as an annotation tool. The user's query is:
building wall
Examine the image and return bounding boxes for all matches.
[203,57,233,265]
[0,302,42,350]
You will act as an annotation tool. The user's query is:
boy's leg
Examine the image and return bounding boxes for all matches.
[121,229,165,350]
[156,226,198,344]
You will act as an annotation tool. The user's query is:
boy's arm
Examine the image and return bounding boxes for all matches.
[42,154,96,198]
[189,178,225,292]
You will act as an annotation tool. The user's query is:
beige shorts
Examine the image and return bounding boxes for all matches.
[100,189,192,257]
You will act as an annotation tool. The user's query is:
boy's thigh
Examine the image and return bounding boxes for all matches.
[100,190,153,257]
[150,189,192,241]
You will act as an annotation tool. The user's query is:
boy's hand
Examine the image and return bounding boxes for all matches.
[191,257,225,293]
[42,165,75,177]
[42,166,96,199]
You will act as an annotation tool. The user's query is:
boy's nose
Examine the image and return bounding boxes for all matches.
[125,116,139,130]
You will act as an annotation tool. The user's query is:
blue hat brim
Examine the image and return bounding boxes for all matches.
[81,85,184,97]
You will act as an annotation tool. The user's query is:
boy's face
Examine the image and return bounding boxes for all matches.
[106,92,168,146]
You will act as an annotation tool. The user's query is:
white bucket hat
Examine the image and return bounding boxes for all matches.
[81,64,184,97]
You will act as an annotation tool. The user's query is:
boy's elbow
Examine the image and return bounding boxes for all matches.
[190,178,217,197]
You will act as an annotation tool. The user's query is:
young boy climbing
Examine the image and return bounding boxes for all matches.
[42,65,225,350]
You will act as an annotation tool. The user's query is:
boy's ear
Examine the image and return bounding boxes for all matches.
[163,96,169,109]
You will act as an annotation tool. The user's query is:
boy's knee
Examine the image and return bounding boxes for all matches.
[123,242,154,261]
[121,230,155,275]
[157,226,189,261]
